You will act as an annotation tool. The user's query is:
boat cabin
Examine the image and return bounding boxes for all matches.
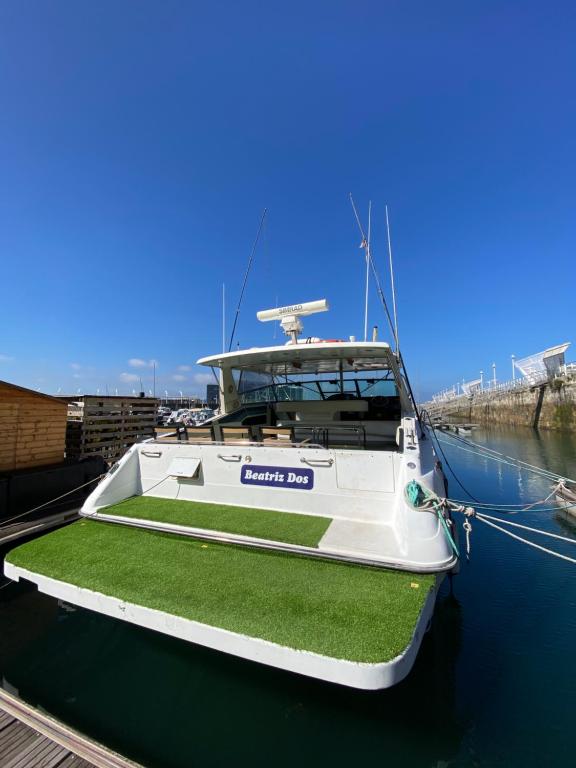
[196,341,411,451]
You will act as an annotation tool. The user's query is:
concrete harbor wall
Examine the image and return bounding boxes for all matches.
[427,380,576,432]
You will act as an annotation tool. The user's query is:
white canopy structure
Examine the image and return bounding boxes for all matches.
[198,341,394,376]
[514,343,571,383]
[462,378,482,396]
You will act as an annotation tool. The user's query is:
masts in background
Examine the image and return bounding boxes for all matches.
[222,283,226,353]
[363,201,372,342]
[228,208,267,352]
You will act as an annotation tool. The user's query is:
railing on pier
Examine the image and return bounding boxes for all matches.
[425,367,576,416]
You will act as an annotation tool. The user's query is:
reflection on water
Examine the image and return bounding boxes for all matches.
[1,426,576,767]
[0,587,465,768]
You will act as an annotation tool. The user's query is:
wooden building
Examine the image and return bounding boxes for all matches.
[0,381,68,472]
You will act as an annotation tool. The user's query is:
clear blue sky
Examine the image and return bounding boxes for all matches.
[1,1,574,400]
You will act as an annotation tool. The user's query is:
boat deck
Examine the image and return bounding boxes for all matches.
[94,496,332,547]
[4,520,437,688]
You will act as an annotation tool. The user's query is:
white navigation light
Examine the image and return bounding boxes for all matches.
[257,299,329,343]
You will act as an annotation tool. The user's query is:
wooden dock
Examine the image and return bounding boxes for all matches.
[0,689,142,768]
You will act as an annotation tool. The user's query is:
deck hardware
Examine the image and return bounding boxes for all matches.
[300,457,334,467]
[244,455,252,462]
[217,454,243,462]
[142,451,162,458]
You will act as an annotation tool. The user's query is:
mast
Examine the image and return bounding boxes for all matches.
[222,283,226,353]
[363,201,371,341]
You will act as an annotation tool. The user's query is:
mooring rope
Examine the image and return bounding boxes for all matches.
[438,430,576,485]
[447,481,575,515]
[473,514,576,566]
[472,511,576,545]
[406,479,576,566]
[436,436,567,484]
[0,474,106,530]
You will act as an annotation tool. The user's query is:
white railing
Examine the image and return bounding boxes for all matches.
[427,367,576,411]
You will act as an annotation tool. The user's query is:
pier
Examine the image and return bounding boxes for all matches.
[0,689,142,768]
[424,343,576,431]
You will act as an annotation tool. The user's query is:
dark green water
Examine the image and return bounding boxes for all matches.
[1,426,576,768]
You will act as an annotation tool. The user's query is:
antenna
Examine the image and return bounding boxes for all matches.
[385,205,399,352]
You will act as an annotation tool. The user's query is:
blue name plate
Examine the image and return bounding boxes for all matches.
[240,464,314,490]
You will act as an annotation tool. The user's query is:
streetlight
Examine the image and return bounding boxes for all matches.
[492,363,496,387]
[179,390,183,405]
[480,370,484,389]
[511,354,516,381]
[164,389,168,405]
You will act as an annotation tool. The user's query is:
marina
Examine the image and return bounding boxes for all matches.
[1,3,575,764]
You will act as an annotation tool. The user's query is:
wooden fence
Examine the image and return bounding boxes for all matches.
[63,396,158,463]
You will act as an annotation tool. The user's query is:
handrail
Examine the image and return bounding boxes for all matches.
[147,438,327,450]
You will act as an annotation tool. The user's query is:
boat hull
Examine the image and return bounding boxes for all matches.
[4,560,440,690]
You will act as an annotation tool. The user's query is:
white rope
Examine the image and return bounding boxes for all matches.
[522,480,566,510]
[463,519,472,558]
[436,437,564,482]
[437,432,564,480]
[476,512,576,546]
[81,475,171,518]
[0,474,106,529]
[449,481,574,513]
[440,431,575,484]
[475,515,576,565]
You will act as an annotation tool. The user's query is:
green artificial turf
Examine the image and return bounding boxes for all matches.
[100,496,331,548]
[6,521,435,663]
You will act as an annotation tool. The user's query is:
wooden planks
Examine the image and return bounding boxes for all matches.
[0,690,142,768]
[0,381,68,472]
[62,396,158,463]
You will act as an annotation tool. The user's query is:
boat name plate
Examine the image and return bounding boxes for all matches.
[240,464,314,490]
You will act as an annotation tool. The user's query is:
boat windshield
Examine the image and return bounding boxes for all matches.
[237,372,398,404]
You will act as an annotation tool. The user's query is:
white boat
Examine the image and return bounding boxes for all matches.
[5,299,458,689]
[555,481,576,516]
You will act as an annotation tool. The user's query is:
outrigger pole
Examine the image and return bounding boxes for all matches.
[228,208,267,352]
